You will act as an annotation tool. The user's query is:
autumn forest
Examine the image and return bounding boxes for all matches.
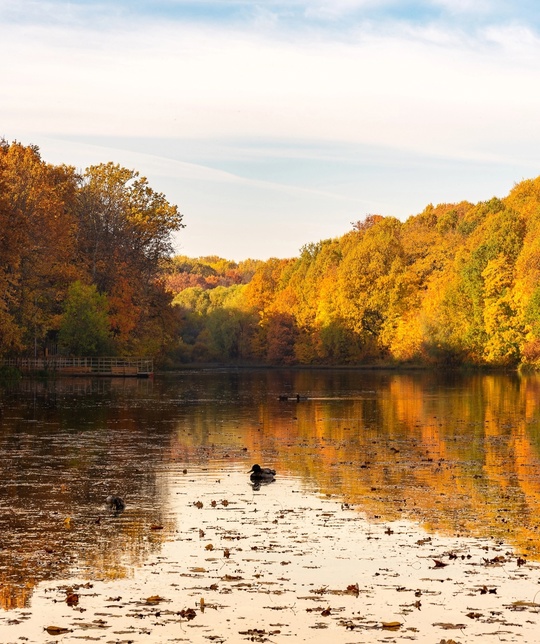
[3,139,540,369]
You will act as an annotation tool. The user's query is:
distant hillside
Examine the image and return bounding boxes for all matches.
[166,178,540,368]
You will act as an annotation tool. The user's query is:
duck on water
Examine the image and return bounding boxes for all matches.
[248,464,276,481]
[106,495,125,513]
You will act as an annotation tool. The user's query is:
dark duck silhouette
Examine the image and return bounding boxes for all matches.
[106,495,125,513]
[248,464,276,481]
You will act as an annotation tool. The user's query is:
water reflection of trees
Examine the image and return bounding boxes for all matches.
[165,370,540,559]
[3,371,540,609]
[0,377,169,609]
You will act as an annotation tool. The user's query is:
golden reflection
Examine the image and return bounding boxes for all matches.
[166,371,540,561]
[3,371,540,611]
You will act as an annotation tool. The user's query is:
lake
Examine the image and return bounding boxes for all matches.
[1,368,540,643]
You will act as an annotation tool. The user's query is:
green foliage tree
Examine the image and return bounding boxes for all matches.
[58,281,112,356]
[74,162,184,356]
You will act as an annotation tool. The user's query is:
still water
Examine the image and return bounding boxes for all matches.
[2,369,540,642]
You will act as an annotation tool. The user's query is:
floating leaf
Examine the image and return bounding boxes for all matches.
[146,595,164,604]
[45,626,71,635]
[381,621,401,630]
[179,607,196,620]
[509,600,540,609]
[194,501,203,509]
[205,543,214,551]
[66,593,79,606]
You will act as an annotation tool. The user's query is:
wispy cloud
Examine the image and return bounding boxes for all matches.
[3,0,540,258]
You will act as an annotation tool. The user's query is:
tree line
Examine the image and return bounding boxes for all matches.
[0,140,184,360]
[4,138,540,369]
[170,183,540,368]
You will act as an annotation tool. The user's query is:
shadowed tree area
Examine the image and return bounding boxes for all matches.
[0,141,184,361]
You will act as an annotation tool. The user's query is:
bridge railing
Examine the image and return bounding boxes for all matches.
[1,357,154,376]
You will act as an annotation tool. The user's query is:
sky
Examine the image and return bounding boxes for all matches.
[2,0,540,261]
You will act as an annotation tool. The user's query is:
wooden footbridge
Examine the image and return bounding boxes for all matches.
[2,357,154,377]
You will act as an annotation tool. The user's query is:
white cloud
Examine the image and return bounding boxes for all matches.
[3,3,540,258]
[428,0,494,14]
[5,18,540,160]
[302,0,386,20]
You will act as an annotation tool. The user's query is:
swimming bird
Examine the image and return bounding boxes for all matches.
[106,495,125,513]
[248,464,276,481]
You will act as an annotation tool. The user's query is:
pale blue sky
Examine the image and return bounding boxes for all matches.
[2,0,540,260]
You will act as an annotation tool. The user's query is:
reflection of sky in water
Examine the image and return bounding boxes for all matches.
[2,370,540,640]
[3,470,540,642]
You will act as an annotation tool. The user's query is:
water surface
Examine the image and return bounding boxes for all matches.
[2,369,540,642]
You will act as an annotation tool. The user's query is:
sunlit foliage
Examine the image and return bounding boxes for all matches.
[166,182,540,368]
[0,141,183,360]
[5,137,540,368]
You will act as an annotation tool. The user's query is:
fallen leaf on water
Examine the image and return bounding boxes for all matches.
[194,501,203,509]
[205,543,214,551]
[146,595,165,604]
[224,548,230,558]
[179,607,196,620]
[509,600,540,609]
[66,593,79,606]
[432,559,448,568]
[483,555,506,565]
[381,621,401,630]
[433,622,467,630]
[45,626,71,635]
[150,524,164,530]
